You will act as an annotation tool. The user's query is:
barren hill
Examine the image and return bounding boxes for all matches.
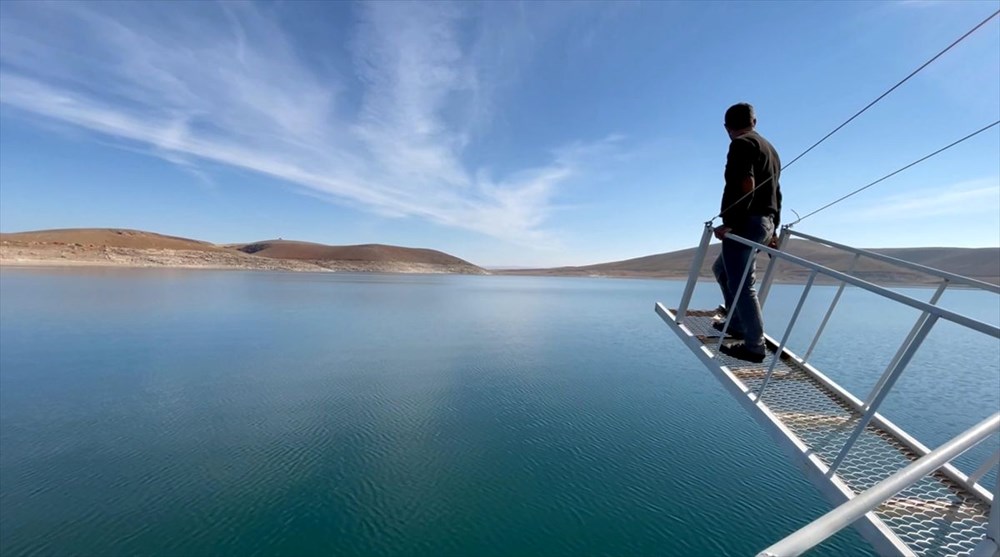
[236,240,477,266]
[0,228,220,251]
[0,229,487,275]
[499,240,1000,285]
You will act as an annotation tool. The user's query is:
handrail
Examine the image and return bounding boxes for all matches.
[666,227,999,556]
[757,413,1000,557]
[756,271,817,400]
[802,253,861,363]
[722,233,1000,339]
[785,229,1000,294]
[827,313,940,474]
[676,222,715,321]
[758,226,792,307]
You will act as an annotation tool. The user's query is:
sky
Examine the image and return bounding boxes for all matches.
[1,1,998,268]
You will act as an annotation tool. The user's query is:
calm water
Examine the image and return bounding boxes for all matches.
[1,269,997,556]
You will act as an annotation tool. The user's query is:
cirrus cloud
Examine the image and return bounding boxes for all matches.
[0,1,618,248]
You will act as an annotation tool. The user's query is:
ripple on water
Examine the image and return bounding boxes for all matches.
[3,273,964,555]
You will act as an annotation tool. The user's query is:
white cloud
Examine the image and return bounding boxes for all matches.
[0,1,611,246]
[854,178,1000,220]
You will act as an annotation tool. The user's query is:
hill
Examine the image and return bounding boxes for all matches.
[498,240,1000,285]
[0,229,487,275]
[0,228,220,251]
[234,240,477,266]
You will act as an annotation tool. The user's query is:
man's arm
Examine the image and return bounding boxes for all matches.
[774,186,782,229]
[720,138,755,226]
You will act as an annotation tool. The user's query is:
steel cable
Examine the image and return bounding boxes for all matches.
[789,119,999,225]
[711,9,1000,223]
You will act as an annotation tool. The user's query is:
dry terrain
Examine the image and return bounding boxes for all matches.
[3,228,995,285]
[231,239,483,273]
[497,240,1000,286]
[0,229,488,275]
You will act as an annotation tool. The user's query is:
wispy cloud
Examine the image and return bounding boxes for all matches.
[0,1,613,246]
[854,178,1000,220]
[896,0,951,7]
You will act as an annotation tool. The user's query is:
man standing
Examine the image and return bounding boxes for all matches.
[711,103,782,363]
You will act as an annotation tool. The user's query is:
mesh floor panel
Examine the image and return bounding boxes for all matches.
[677,309,992,557]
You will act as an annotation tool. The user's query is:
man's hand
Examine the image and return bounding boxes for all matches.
[714,225,731,241]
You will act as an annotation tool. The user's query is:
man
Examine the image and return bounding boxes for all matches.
[711,102,781,363]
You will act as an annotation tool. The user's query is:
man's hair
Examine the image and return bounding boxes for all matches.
[724,103,755,130]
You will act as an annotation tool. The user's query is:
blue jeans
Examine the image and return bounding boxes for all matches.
[712,215,774,354]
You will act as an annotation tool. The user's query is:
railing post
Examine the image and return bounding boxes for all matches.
[803,253,861,363]
[827,314,940,474]
[968,449,1000,486]
[985,474,1000,552]
[676,222,715,323]
[756,270,817,401]
[863,280,949,411]
[758,225,790,308]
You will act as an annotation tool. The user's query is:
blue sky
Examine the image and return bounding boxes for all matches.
[1,1,998,267]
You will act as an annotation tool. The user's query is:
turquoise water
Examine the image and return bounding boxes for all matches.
[1,269,997,556]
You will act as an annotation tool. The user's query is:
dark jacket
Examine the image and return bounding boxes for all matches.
[720,130,781,229]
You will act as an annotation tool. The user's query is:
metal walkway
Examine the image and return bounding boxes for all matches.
[655,225,999,557]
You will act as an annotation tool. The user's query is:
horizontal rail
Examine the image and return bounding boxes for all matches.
[785,229,1000,294]
[723,232,1000,339]
[758,413,1000,557]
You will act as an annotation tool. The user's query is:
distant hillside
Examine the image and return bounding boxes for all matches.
[0,228,220,251]
[235,240,476,266]
[0,229,487,275]
[499,240,1000,285]
[4,228,995,283]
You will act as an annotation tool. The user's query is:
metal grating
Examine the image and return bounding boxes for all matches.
[676,309,992,557]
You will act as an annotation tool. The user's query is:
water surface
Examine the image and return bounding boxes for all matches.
[1,269,997,556]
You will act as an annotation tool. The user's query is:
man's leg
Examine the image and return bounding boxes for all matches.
[723,216,773,356]
[713,252,743,332]
[712,253,731,313]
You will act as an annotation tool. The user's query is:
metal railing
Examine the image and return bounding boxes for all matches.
[758,413,1000,557]
[780,229,1000,294]
[718,230,998,473]
[671,223,1000,555]
[676,223,999,339]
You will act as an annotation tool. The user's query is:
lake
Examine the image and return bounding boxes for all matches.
[1,268,997,556]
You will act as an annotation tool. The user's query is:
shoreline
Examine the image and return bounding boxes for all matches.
[3,246,995,286]
[0,247,488,276]
[4,259,990,288]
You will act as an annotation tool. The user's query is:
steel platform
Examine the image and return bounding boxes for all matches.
[656,305,994,557]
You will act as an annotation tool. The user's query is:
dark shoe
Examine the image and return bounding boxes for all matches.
[712,320,744,340]
[720,342,766,363]
[713,305,727,319]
